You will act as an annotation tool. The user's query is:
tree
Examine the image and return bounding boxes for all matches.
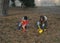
[2,0,9,16]
[11,0,15,7]
[19,0,35,7]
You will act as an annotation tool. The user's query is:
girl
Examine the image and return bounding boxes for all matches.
[17,16,29,32]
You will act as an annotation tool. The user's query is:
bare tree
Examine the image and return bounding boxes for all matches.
[2,0,9,16]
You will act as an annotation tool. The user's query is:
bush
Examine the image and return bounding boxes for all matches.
[19,0,35,7]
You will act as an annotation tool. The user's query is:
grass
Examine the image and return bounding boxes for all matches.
[0,7,60,43]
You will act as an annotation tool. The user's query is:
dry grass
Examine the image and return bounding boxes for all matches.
[0,7,60,43]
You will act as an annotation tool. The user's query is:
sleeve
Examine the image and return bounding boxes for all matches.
[19,22,22,26]
[37,21,40,26]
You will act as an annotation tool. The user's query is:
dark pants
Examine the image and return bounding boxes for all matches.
[37,21,47,30]
[17,22,22,30]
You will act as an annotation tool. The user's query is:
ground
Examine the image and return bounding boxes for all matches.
[0,6,60,43]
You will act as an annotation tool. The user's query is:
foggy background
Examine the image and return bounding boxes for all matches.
[9,0,60,7]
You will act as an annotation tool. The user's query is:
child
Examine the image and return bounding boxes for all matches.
[17,16,29,32]
[37,16,47,33]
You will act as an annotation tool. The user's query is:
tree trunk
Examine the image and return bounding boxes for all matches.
[2,0,9,16]
[0,0,3,16]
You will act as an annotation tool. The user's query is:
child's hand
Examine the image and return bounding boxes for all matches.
[38,28,43,34]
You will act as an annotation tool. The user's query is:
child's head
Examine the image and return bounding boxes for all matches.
[23,16,28,20]
[40,16,45,22]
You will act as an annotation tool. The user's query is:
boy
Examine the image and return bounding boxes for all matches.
[37,16,47,33]
[17,16,29,32]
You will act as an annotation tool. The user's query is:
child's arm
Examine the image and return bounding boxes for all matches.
[37,21,40,29]
[19,22,22,26]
